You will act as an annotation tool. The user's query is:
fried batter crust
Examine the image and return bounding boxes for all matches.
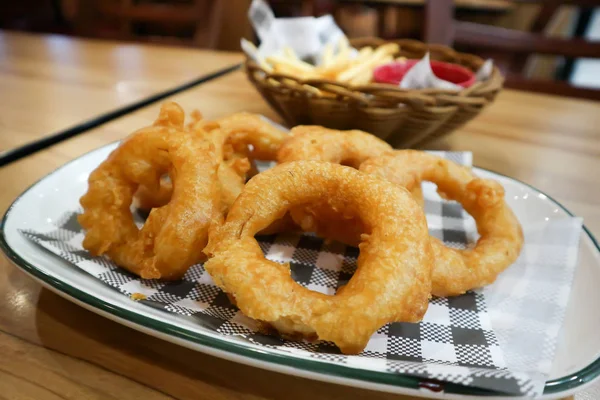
[204,161,433,354]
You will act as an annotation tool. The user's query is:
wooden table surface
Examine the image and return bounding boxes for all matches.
[0,50,599,399]
[0,31,242,155]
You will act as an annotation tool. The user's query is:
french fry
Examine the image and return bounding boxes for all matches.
[267,55,315,73]
[381,55,394,63]
[372,43,400,59]
[273,64,308,78]
[348,66,374,86]
[349,55,394,86]
[333,47,350,64]
[356,46,373,61]
[334,43,397,82]
[316,59,352,80]
[337,50,390,83]
[348,70,372,86]
[273,62,320,80]
[321,43,334,67]
[282,46,299,60]
[333,36,350,64]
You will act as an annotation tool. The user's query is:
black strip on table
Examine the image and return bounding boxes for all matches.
[0,63,241,167]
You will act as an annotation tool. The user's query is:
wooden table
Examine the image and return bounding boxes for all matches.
[1,58,599,398]
[0,31,241,161]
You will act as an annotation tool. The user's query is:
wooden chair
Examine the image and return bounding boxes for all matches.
[424,0,600,100]
[300,0,514,39]
[0,0,68,33]
[74,0,224,49]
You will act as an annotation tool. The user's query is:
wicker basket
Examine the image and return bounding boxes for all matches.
[245,38,504,148]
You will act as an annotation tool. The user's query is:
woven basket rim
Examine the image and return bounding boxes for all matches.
[245,37,504,103]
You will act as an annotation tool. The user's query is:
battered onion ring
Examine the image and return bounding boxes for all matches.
[192,112,287,161]
[134,146,249,213]
[134,175,172,210]
[276,125,423,234]
[213,144,251,213]
[79,103,220,280]
[198,127,253,214]
[136,112,283,211]
[360,150,524,297]
[277,126,392,168]
[203,161,433,354]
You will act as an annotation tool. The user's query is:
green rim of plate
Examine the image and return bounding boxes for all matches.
[1,145,599,397]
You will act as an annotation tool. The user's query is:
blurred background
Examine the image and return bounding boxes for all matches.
[1,0,598,98]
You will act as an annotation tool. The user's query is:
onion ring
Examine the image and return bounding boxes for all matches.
[79,103,220,280]
[203,161,433,354]
[136,112,284,212]
[360,150,524,297]
[277,126,392,168]
[134,175,173,210]
[276,125,423,235]
[192,112,287,161]
[134,138,249,214]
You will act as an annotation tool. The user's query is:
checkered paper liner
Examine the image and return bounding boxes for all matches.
[20,151,583,397]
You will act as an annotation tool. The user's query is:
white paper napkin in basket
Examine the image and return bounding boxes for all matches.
[21,150,582,397]
[399,53,493,90]
[246,0,347,63]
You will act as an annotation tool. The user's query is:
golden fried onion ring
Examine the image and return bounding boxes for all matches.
[134,135,250,213]
[79,103,220,280]
[360,150,524,297]
[275,126,423,234]
[192,112,287,161]
[277,126,392,168]
[203,161,433,354]
[134,175,173,210]
[135,112,284,211]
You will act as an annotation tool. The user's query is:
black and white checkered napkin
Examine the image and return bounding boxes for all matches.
[21,152,583,397]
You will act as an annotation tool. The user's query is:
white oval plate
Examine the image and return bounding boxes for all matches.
[1,143,599,399]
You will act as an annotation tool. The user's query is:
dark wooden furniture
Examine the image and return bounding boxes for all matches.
[299,0,514,38]
[0,0,70,33]
[424,0,600,100]
[74,0,224,48]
